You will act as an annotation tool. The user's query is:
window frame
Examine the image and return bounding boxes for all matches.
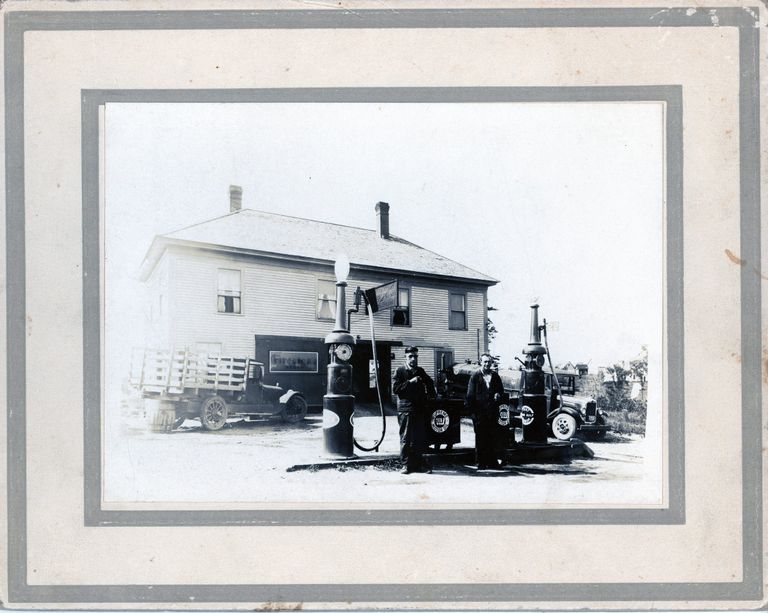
[391,285,412,327]
[216,268,242,315]
[448,291,468,331]
[316,278,337,322]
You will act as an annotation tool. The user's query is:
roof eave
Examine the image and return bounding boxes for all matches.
[146,238,499,286]
[138,237,168,281]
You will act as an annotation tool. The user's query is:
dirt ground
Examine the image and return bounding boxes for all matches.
[104,405,662,507]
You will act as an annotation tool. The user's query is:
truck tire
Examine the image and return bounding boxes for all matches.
[200,395,229,431]
[551,413,577,441]
[281,395,308,423]
[146,399,177,433]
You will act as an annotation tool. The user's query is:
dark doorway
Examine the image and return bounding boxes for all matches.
[350,342,392,405]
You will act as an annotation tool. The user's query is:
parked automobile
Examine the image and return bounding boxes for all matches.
[542,371,608,440]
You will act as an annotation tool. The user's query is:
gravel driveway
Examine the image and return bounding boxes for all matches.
[104,407,661,507]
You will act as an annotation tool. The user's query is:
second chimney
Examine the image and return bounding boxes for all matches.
[375,201,390,239]
[229,185,243,213]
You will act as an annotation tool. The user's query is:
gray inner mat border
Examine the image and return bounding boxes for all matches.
[5,7,761,605]
[82,86,684,529]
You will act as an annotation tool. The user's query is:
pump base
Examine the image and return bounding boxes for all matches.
[322,395,355,458]
[288,441,593,472]
[503,440,594,464]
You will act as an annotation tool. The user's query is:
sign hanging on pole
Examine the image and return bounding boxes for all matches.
[364,280,399,313]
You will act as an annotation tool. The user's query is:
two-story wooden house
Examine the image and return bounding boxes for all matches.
[139,188,498,406]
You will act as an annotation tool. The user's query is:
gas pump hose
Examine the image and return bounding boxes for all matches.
[542,321,563,402]
[352,304,387,452]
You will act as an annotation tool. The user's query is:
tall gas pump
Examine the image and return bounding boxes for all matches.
[323,256,356,458]
[322,256,397,457]
[520,304,549,443]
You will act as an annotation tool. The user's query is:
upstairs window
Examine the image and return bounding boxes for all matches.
[449,292,467,330]
[217,268,241,314]
[316,279,337,321]
[392,287,411,326]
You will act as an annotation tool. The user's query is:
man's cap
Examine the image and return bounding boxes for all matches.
[404,346,419,355]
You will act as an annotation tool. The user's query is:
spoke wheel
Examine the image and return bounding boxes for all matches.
[281,395,308,423]
[200,396,228,431]
[551,413,577,441]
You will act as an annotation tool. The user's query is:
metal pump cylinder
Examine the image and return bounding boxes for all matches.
[323,357,355,457]
[521,304,549,443]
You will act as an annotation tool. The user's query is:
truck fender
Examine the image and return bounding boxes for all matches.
[279,390,304,406]
[548,404,581,423]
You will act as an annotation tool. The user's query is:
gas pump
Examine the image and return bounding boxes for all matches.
[520,304,549,443]
[322,256,397,457]
[322,256,356,458]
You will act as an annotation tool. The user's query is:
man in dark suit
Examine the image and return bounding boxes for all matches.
[392,346,436,474]
[467,353,506,469]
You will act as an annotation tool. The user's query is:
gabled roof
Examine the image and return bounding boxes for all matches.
[140,208,498,285]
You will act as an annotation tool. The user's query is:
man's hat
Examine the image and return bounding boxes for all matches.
[404,346,419,355]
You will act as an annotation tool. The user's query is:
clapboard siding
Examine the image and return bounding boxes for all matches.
[155,248,489,365]
[144,252,171,349]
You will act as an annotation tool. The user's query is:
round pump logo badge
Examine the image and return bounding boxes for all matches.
[431,409,450,433]
[497,405,511,426]
[520,405,535,426]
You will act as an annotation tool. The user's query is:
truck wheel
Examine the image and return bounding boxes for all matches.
[281,395,308,423]
[200,396,228,431]
[551,413,577,440]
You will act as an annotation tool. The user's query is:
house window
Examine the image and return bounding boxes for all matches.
[449,292,467,330]
[392,287,410,326]
[317,279,337,321]
[217,268,241,314]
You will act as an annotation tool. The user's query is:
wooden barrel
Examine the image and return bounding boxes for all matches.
[145,398,177,433]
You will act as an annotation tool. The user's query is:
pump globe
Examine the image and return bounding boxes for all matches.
[334,253,350,283]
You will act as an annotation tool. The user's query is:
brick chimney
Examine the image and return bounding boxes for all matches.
[375,201,390,239]
[229,185,243,213]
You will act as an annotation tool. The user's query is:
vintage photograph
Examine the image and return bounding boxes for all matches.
[104,101,663,506]
[5,2,764,608]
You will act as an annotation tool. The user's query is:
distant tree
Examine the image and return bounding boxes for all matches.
[600,354,648,435]
[598,362,628,416]
[486,305,499,343]
[606,362,630,385]
[630,345,648,383]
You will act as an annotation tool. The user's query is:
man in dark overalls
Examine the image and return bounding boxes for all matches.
[392,346,436,474]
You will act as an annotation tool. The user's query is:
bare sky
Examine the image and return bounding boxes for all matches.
[105,102,662,378]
